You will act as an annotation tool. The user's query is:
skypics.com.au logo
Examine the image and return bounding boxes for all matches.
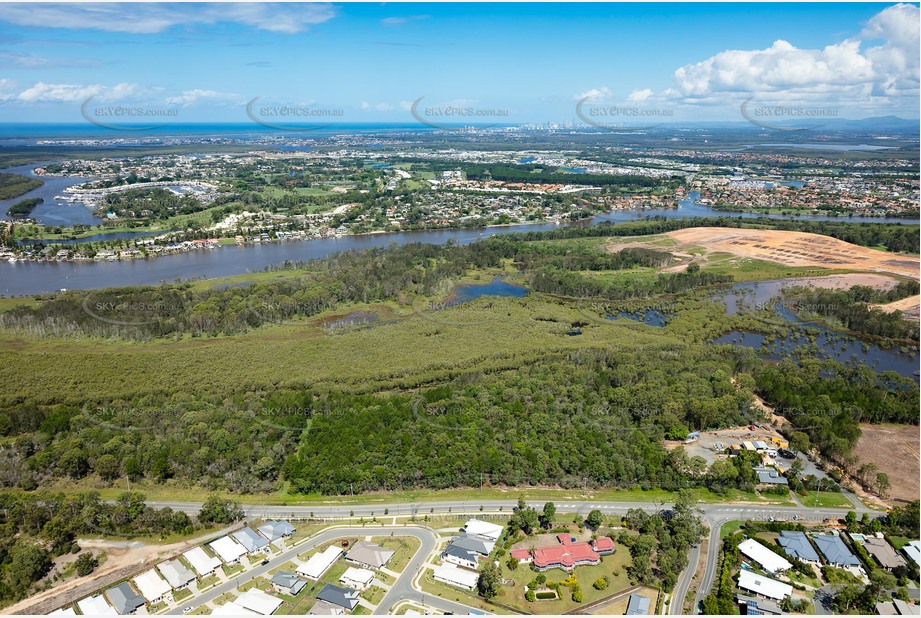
[740,97,839,131]
[81,96,179,131]
[410,96,509,130]
[576,96,673,131]
[246,97,344,131]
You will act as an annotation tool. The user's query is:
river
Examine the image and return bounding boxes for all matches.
[1,158,919,296]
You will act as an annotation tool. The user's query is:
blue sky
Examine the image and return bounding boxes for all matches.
[0,2,918,124]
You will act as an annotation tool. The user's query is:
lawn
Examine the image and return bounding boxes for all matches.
[720,520,745,540]
[418,568,503,614]
[371,536,422,573]
[798,492,852,509]
[360,585,386,605]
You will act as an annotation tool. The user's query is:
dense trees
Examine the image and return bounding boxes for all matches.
[6,198,43,218]
[620,491,705,591]
[0,173,42,200]
[784,282,920,342]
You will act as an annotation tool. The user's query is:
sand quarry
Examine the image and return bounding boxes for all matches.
[661,227,920,316]
[665,227,919,279]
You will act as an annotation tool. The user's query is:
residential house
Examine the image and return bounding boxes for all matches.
[903,541,921,567]
[626,593,651,615]
[777,531,820,564]
[104,582,146,615]
[737,570,792,601]
[77,596,117,616]
[233,527,270,554]
[307,600,345,615]
[462,519,504,542]
[433,564,479,591]
[236,588,283,615]
[592,537,616,555]
[133,569,172,603]
[442,543,480,570]
[316,584,361,611]
[298,546,343,580]
[258,520,296,545]
[450,534,495,557]
[340,567,375,590]
[739,539,791,574]
[183,546,222,577]
[813,534,861,568]
[753,467,788,486]
[862,537,907,571]
[270,571,306,596]
[157,559,196,590]
[531,534,602,571]
[210,536,248,564]
[346,540,395,570]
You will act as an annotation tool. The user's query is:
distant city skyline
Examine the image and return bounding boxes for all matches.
[0,2,918,124]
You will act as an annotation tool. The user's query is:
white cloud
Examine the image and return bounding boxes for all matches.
[18,82,104,102]
[0,78,17,102]
[642,3,919,114]
[381,15,429,27]
[165,89,240,107]
[574,87,612,102]
[398,100,413,111]
[0,3,337,34]
[626,88,653,103]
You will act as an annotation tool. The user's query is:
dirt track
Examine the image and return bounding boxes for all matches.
[664,227,920,280]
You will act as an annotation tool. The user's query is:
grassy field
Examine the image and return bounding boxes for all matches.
[720,520,745,540]
[798,492,853,509]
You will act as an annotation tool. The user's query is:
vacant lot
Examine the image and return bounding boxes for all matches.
[873,294,921,321]
[664,227,920,280]
[852,424,920,503]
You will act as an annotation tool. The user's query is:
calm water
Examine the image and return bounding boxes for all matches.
[447,276,527,306]
[611,309,669,327]
[711,280,919,380]
[0,163,97,226]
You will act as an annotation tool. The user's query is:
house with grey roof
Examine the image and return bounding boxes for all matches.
[271,571,306,596]
[753,467,788,485]
[316,583,360,611]
[258,520,295,544]
[104,582,146,615]
[862,537,907,571]
[777,531,820,563]
[626,593,650,615]
[450,534,494,556]
[346,540,395,570]
[442,543,479,569]
[232,527,270,554]
[812,534,860,568]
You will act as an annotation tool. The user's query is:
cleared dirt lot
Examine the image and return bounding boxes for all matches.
[664,227,920,280]
[852,424,920,503]
[873,294,921,321]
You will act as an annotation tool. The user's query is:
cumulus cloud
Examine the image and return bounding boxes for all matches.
[638,3,919,114]
[574,87,612,102]
[0,3,337,34]
[626,88,653,103]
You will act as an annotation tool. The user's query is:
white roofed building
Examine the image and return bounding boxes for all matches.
[463,518,504,541]
[433,564,480,590]
[340,567,375,590]
[297,545,343,580]
[133,569,172,603]
[77,595,117,615]
[737,570,793,601]
[236,589,283,615]
[210,536,248,564]
[183,546,222,576]
[212,601,259,615]
[739,539,791,574]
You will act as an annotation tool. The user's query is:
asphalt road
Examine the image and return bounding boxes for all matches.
[149,498,866,616]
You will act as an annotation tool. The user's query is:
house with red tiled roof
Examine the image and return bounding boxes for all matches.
[532,535,601,571]
[592,537,615,554]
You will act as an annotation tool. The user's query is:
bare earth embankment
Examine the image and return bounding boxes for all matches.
[852,424,920,504]
[665,227,920,280]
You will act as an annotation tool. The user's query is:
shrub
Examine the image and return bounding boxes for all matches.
[593,577,608,590]
[525,590,536,602]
